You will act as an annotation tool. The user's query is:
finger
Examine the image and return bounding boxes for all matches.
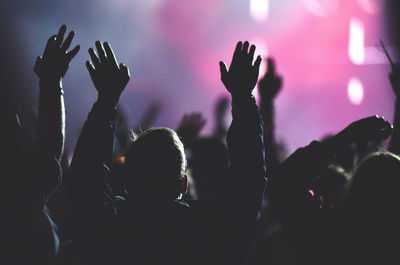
[61,31,75,51]
[86,60,96,79]
[253,55,262,71]
[366,115,384,128]
[34,56,42,66]
[43,35,57,57]
[242,41,249,55]
[66,45,80,62]
[104,42,118,67]
[380,123,393,140]
[231,41,243,67]
[219,61,228,81]
[376,115,386,125]
[248,44,256,63]
[34,56,42,73]
[120,63,130,77]
[383,120,392,129]
[95,41,107,63]
[55,24,67,48]
[89,48,100,67]
[277,76,283,88]
[267,58,275,75]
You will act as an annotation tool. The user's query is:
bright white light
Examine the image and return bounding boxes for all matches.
[349,18,365,65]
[250,0,269,22]
[348,77,364,105]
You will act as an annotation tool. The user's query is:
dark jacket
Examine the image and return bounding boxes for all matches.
[69,95,266,265]
[0,111,61,265]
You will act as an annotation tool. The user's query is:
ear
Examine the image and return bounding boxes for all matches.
[180,175,188,195]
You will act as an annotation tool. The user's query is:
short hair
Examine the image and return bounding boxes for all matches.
[344,153,400,264]
[347,151,400,212]
[125,127,187,199]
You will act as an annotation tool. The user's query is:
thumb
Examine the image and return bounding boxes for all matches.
[85,60,96,82]
[253,56,262,72]
[34,56,43,75]
[219,61,228,82]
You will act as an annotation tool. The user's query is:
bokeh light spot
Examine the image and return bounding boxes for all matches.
[348,77,364,105]
[250,0,269,22]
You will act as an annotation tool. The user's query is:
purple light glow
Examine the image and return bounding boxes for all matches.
[4,0,393,154]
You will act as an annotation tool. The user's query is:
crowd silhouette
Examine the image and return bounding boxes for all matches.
[1,23,400,265]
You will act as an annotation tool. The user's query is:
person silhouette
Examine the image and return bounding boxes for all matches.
[69,41,266,265]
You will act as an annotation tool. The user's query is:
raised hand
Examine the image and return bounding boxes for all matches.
[258,58,282,101]
[34,24,80,82]
[340,116,393,143]
[219,41,262,97]
[86,41,130,105]
[176,112,206,144]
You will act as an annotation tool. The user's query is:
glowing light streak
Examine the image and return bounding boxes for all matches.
[349,18,365,65]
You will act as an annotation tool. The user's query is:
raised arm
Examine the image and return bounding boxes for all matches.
[69,41,130,263]
[34,24,79,160]
[33,24,79,204]
[267,115,392,262]
[218,40,267,227]
[258,57,283,177]
[70,40,129,197]
[269,116,392,212]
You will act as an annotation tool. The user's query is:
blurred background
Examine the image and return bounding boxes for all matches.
[1,0,399,154]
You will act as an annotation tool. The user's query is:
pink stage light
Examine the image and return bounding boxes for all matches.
[358,0,380,14]
[302,0,338,17]
[349,18,365,65]
[250,0,269,22]
[348,77,364,105]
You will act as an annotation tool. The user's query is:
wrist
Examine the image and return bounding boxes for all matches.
[96,95,119,108]
[39,75,62,85]
[230,88,254,100]
[260,97,274,109]
[226,83,254,97]
[39,78,64,95]
[90,101,117,123]
[231,93,256,110]
[331,128,354,148]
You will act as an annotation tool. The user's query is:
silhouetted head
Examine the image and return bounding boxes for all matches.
[347,152,400,214]
[315,165,350,209]
[321,134,355,170]
[125,127,187,200]
[344,152,400,264]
